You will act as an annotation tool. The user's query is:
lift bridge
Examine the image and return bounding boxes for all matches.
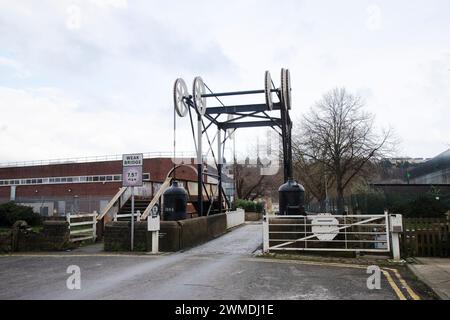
[98,69,305,225]
[171,68,305,217]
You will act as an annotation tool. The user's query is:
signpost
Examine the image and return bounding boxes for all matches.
[148,204,160,254]
[122,153,143,251]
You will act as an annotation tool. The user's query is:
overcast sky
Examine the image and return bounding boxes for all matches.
[0,0,449,163]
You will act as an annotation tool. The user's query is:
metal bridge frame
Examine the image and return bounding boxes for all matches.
[174,69,294,216]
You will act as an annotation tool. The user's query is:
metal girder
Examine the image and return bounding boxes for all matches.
[220,120,281,130]
[205,103,281,115]
[202,89,278,98]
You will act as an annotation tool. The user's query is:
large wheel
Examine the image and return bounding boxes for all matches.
[193,76,207,116]
[264,71,274,110]
[285,69,292,110]
[173,78,189,117]
[281,68,292,110]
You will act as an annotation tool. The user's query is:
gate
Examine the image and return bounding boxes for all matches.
[66,211,97,242]
[263,213,390,253]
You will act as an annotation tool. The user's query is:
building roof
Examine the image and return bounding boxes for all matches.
[409,149,450,179]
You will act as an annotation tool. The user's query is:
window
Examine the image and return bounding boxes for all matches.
[143,173,150,181]
[0,174,122,186]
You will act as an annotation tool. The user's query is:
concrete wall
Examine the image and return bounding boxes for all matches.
[104,214,228,252]
[226,209,245,229]
[245,211,263,221]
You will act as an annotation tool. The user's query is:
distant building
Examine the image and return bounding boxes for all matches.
[0,154,231,216]
[382,157,432,166]
[408,149,450,184]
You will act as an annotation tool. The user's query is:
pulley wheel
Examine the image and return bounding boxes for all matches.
[193,76,207,116]
[281,68,292,110]
[264,71,274,110]
[173,78,189,117]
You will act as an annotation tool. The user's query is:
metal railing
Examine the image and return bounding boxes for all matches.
[263,213,390,253]
[0,151,197,168]
[67,211,97,242]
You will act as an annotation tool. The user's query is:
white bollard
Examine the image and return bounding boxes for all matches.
[263,215,269,253]
[389,214,403,261]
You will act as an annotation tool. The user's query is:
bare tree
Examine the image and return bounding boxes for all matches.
[293,87,393,214]
[234,161,282,201]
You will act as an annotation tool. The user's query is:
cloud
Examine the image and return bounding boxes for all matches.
[0,0,449,162]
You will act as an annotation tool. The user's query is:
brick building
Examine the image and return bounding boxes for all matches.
[0,155,226,216]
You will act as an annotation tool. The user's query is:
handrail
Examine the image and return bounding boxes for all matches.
[97,187,127,220]
[0,151,198,168]
[140,177,172,220]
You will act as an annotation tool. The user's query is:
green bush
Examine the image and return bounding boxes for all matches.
[235,199,265,213]
[0,202,42,227]
[349,188,449,218]
[235,199,256,212]
[255,202,265,214]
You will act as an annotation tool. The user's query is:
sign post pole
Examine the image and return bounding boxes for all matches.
[131,186,135,251]
[122,153,143,252]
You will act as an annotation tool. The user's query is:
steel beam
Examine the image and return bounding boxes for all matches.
[219,120,281,130]
[205,103,281,115]
[202,89,278,98]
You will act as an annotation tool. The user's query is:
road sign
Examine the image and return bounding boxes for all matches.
[123,153,143,167]
[151,204,160,218]
[122,154,143,187]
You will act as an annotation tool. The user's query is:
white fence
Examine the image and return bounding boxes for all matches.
[263,213,391,253]
[67,211,97,242]
[226,209,245,229]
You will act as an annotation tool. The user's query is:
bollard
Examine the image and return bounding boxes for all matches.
[389,214,403,261]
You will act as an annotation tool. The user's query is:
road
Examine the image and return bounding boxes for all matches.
[0,224,416,300]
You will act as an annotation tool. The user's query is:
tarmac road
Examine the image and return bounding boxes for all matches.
[0,224,416,300]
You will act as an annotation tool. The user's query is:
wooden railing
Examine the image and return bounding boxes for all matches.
[67,212,97,242]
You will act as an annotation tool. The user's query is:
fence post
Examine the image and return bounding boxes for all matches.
[66,212,71,230]
[93,211,97,241]
[262,214,269,253]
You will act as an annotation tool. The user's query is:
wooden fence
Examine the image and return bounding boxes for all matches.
[400,216,450,258]
[66,211,97,243]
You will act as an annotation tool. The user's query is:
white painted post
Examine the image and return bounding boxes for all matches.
[263,214,269,253]
[152,230,159,254]
[389,213,403,261]
[93,210,97,241]
[392,233,401,261]
[136,210,141,222]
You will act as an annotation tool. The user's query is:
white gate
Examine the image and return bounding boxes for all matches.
[67,211,97,242]
[263,213,391,253]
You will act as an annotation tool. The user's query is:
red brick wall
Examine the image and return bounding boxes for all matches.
[0,158,201,200]
[0,158,198,181]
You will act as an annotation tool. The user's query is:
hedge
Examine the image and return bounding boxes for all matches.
[0,202,42,227]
